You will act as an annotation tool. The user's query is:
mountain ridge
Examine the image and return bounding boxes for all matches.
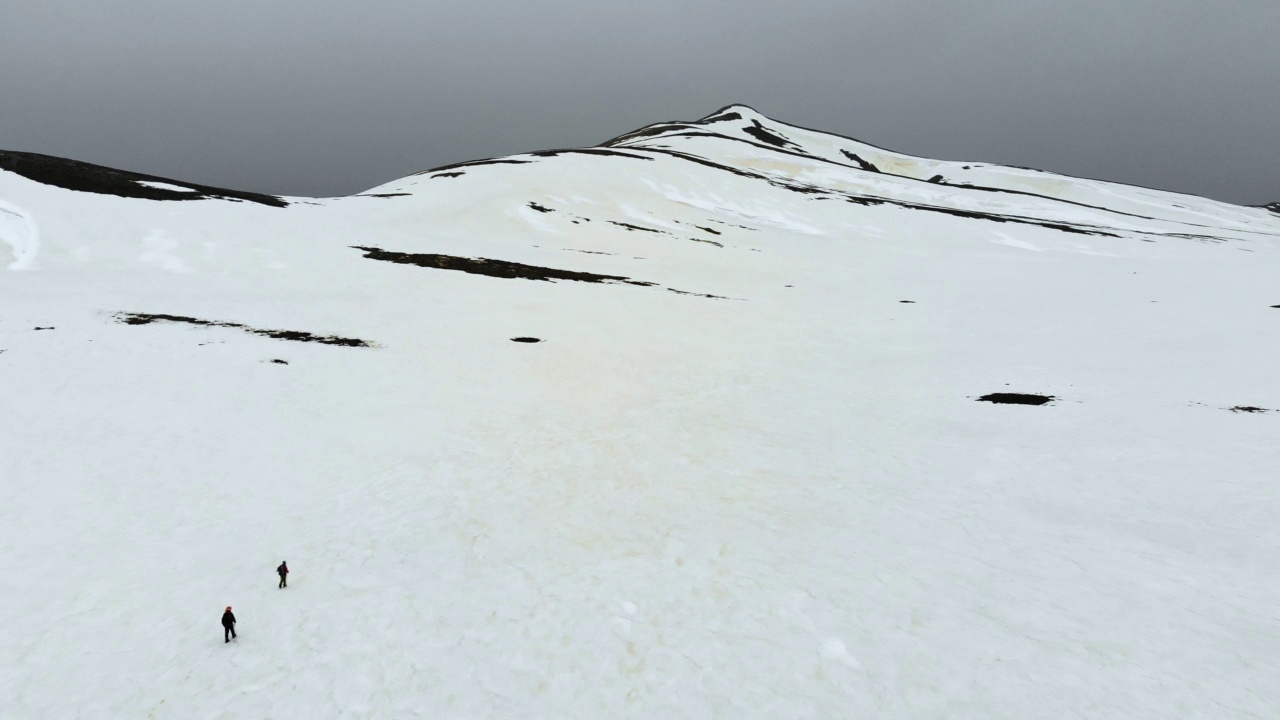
[4,106,1279,277]
[3,103,1279,718]
[0,148,288,206]
[2,105,1273,220]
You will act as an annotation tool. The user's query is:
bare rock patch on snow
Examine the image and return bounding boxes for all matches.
[606,219,722,247]
[116,313,372,347]
[528,148,655,162]
[409,158,531,178]
[977,393,1057,406]
[352,246,732,299]
[352,246,657,286]
[0,150,287,207]
[601,122,703,145]
[640,146,1122,237]
[840,150,880,173]
[609,221,664,234]
[742,120,800,150]
[702,110,743,123]
[667,288,731,299]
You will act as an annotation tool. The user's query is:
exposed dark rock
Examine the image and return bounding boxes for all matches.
[0,150,288,207]
[775,182,827,196]
[601,122,701,146]
[410,158,531,177]
[667,288,729,299]
[694,226,722,235]
[33,326,54,330]
[431,172,465,179]
[709,219,757,231]
[116,313,371,347]
[899,300,915,304]
[510,337,542,343]
[270,359,289,365]
[630,127,1209,232]
[742,120,798,149]
[360,193,411,198]
[927,175,945,184]
[256,329,366,346]
[528,148,654,161]
[528,202,555,213]
[636,146,1120,237]
[860,196,1120,237]
[353,246,728,299]
[351,246,657,286]
[633,147,766,181]
[840,150,880,173]
[1229,406,1272,414]
[609,221,665,234]
[1158,232,1227,243]
[599,107,1234,221]
[977,393,1056,406]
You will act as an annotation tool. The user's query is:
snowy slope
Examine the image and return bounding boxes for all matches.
[2,107,1279,719]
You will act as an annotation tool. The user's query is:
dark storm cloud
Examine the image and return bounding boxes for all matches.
[1,0,1276,203]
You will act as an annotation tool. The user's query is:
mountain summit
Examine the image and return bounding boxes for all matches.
[2,108,1278,719]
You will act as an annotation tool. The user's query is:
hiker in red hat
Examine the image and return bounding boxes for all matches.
[222,606,237,643]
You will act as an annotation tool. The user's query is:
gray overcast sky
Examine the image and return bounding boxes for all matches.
[2,0,1277,203]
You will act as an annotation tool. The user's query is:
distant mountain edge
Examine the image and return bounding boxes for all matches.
[0,150,288,207]
[2,107,1275,213]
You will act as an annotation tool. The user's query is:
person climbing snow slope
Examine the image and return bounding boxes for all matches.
[222,606,237,643]
[277,561,289,588]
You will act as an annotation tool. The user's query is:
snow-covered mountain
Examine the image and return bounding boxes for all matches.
[3,106,1278,719]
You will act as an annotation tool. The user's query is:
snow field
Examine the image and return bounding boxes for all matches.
[3,108,1279,718]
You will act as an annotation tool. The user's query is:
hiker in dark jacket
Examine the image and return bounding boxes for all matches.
[222,606,237,643]
[277,561,289,588]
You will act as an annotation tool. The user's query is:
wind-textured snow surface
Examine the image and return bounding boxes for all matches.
[3,106,1279,719]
